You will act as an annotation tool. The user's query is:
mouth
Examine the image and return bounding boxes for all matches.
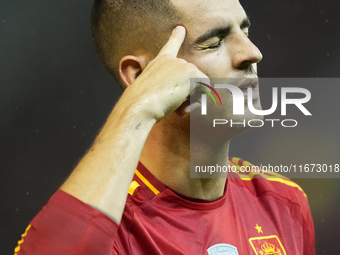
[236,77,259,101]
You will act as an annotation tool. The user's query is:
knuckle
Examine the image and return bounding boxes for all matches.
[183,62,197,72]
[160,54,174,60]
[176,58,187,64]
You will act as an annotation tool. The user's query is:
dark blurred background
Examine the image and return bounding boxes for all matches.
[1,0,339,254]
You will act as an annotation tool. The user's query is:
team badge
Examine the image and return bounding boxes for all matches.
[207,243,239,255]
[249,235,287,255]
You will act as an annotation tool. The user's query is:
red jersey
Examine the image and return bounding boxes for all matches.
[15,158,315,255]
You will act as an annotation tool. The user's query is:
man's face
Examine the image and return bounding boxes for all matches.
[172,0,263,136]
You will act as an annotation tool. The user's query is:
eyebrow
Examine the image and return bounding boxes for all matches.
[193,16,251,45]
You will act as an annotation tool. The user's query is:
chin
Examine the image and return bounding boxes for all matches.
[188,95,265,142]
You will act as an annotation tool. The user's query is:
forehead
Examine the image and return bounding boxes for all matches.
[171,0,247,39]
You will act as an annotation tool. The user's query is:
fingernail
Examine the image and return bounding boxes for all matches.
[173,26,184,33]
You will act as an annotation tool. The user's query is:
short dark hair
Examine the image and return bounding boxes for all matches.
[91,0,182,89]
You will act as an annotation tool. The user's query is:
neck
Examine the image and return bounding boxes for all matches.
[140,115,230,200]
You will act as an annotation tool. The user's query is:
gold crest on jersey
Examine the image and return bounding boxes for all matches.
[249,235,287,255]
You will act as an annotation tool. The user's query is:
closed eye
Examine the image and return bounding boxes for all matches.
[208,39,222,49]
[197,37,224,50]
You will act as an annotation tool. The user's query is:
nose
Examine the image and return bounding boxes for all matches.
[231,31,263,70]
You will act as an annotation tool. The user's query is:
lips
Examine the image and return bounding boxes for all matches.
[236,77,259,101]
[237,77,258,90]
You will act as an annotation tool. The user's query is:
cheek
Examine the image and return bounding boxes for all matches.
[202,54,232,77]
[183,50,232,78]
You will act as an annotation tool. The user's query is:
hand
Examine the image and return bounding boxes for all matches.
[124,26,208,121]
[60,26,208,223]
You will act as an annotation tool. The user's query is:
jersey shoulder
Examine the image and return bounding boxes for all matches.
[229,157,315,250]
[228,157,308,204]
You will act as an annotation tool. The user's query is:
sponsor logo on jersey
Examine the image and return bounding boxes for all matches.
[207,243,239,255]
[249,235,287,255]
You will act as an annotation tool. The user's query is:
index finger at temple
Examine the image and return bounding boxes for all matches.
[158,26,186,57]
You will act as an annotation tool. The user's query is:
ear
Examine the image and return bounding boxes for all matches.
[119,55,148,88]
